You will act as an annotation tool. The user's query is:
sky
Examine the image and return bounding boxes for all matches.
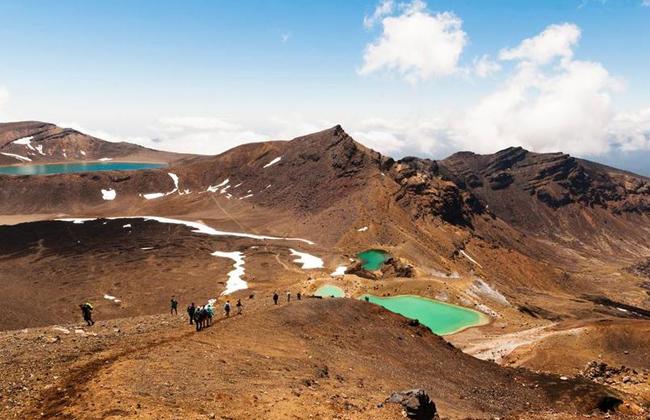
[1,0,649,175]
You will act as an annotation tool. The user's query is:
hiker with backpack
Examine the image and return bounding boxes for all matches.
[236,299,243,315]
[170,296,178,315]
[187,302,196,324]
[79,302,94,326]
[273,292,279,305]
[224,300,231,317]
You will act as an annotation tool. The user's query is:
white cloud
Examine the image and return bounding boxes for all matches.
[147,116,268,155]
[359,1,467,83]
[281,32,291,43]
[499,23,580,65]
[452,57,619,155]
[350,115,452,156]
[643,0,650,6]
[472,54,501,78]
[609,108,650,151]
[363,0,394,29]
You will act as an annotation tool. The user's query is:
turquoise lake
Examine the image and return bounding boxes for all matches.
[359,294,486,335]
[315,284,345,298]
[357,249,390,270]
[0,161,165,176]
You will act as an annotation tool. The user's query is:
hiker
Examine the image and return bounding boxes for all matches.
[187,302,196,324]
[236,299,243,315]
[287,291,291,302]
[364,296,370,302]
[170,296,178,315]
[297,292,302,301]
[224,301,231,317]
[273,292,279,305]
[79,302,94,326]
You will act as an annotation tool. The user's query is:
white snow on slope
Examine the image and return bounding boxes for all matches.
[13,136,35,151]
[35,145,45,155]
[357,226,368,232]
[239,194,253,199]
[212,251,247,295]
[331,265,347,276]
[101,188,116,200]
[460,250,483,268]
[289,248,324,269]
[263,156,282,168]
[56,216,316,245]
[99,157,112,161]
[122,224,131,228]
[1,152,31,162]
[166,172,181,195]
[207,178,229,192]
[80,150,86,156]
[143,193,164,200]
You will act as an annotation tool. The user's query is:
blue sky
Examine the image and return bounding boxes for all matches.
[0,0,649,174]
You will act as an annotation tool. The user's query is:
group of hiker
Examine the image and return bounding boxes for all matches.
[184,298,244,330]
[79,289,303,329]
[272,290,301,304]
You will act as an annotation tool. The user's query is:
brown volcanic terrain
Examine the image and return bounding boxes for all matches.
[1,123,649,418]
[1,299,636,419]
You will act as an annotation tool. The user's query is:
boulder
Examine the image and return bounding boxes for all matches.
[386,389,438,419]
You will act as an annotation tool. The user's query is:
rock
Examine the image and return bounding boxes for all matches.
[386,389,438,419]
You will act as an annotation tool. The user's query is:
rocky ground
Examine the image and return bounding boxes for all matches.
[2,298,645,419]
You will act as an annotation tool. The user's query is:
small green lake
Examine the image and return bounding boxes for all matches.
[357,249,390,270]
[0,161,165,176]
[359,294,486,335]
[315,284,345,298]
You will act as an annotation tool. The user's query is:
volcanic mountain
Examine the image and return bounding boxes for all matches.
[0,121,184,165]
[0,123,649,418]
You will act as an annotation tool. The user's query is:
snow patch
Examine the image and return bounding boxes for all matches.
[99,157,112,161]
[122,224,132,228]
[331,265,347,276]
[1,152,32,162]
[263,156,282,168]
[55,216,316,244]
[212,250,247,295]
[80,150,86,156]
[140,247,154,250]
[239,194,253,199]
[207,178,229,192]
[143,193,164,200]
[104,294,117,301]
[13,136,35,151]
[35,145,45,155]
[459,250,482,268]
[289,248,324,269]
[101,188,116,201]
[233,183,243,189]
[357,226,368,232]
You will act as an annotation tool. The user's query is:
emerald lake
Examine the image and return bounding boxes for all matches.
[357,249,390,270]
[315,284,345,298]
[359,294,487,335]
